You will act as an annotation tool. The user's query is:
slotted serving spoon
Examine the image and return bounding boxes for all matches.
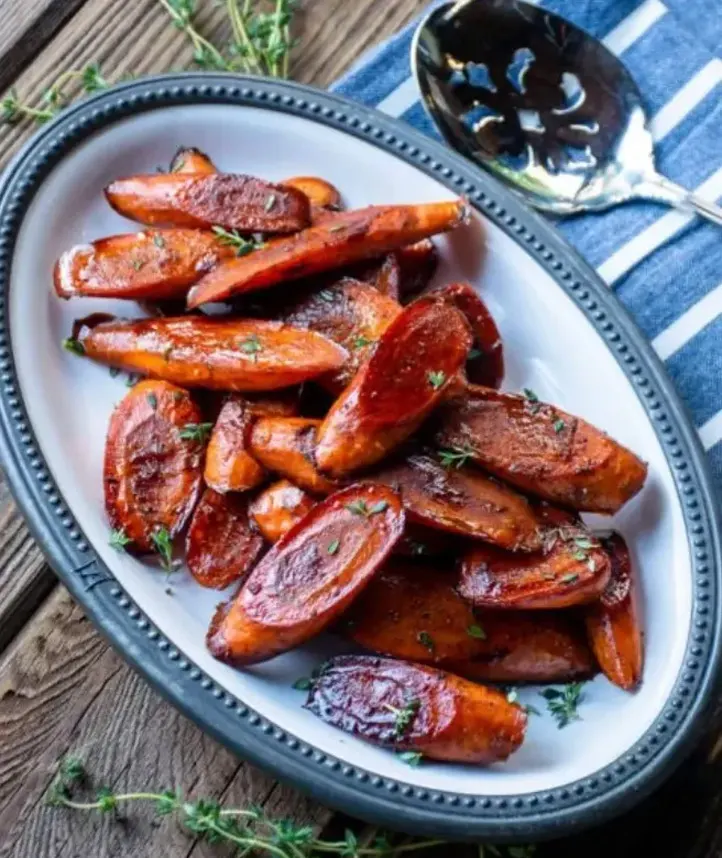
[412,0,722,225]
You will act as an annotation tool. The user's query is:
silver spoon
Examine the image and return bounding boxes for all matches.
[412,0,722,225]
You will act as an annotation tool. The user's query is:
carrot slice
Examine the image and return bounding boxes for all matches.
[368,451,541,550]
[204,398,265,493]
[435,385,648,513]
[315,296,472,477]
[104,173,311,232]
[281,277,401,393]
[169,146,217,175]
[351,253,402,301]
[187,200,468,307]
[459,505,611,609]
[54,229,235,301]
[305,655,526,764]
[433,283,504,388]
[585,532,643,691]
[104,380,204,556]
[342,562,596,683]
[75,316,347,391]
[206,484,404,665]
[281,176,342,211]
[185,488,264,589]
[249,417,338,495]
[394,239,439,299]
[248,479,316,543]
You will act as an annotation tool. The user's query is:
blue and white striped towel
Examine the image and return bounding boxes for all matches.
[332,0,722,494]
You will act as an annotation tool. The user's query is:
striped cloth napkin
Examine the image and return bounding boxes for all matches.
[333,0,722,494]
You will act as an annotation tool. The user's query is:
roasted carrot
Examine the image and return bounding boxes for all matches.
[368,451,541,550]
[105,173,311,232]
[315,296,472,477]
[459,506,611,609]
[305,655,527,764]
[204,398,265,493]
[435,385,648,513]
[394,238,439,299]
[352,253,402,301]
[75,316,347,391]
[342,562,596,683]
[281,277,401,392]
[187,200,468,307]
[249,417,338,494]
[206,484,404,665]
[54,229,235,301]
[433,283,504,388]
[281,176,342,211]
[585,532,643,691]
[169,146,217,175]
[185,488,264,589]
[248,479,316,543]
[104,380,204,556]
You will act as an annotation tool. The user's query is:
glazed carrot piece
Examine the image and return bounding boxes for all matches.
[281,277,401,392]
[459,504,611,609]
[394,238,439,299]
[169,146,217,174]
[249,417,338,494]
[315,296,472,477]
[368,452,541,551]
[204,398,265,493]
[54,229,235,301]
[585,532,643,691]
[104,380,204,556]
[435,385,648,513]
[105,173,311,233]
[185,488,265,589]
[186,200,468,307]
[248,479,316,543]
[351,253,402,301]
[342,562,596,683]
[433,283,504,388]
[305,655,527,764]
[281,176,342,211]
[206,484,405,665]
[75,316,347,392]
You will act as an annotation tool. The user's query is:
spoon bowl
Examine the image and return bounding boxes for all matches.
[412,0,722,224]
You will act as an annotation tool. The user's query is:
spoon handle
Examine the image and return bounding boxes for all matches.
[634,173,722,227]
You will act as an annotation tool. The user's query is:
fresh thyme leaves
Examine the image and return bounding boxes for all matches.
[352,335,372,349]
[131,258,145,271]
[178,422,214,442]
[382,697,420,737]
[147,392,158,410]
[345,499,388,518]
[211,226,265,256]
[505,688,541,716]
[541,682,585,728]
[153,233,166,248]
[427,370,446,390]
[396,750,423,767]
[150,526,173,571]
[62,337,85,356]
[417,631,435,653]
[327,538,340,555]
[553,417,565,433]
[467,347,482,360]
[239,333,263,361]
[126,373,140,388]
[438,445,474,469]
[292,676,313,691]
[466,624,486,640]
[319,289,335,302]
[560,573,579,585]
[109,528,132,552]
[109,366,121,378]
[522,387,542,414]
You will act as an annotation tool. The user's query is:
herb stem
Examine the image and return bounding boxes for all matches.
[157,0,228,69]
[227,0,263,72]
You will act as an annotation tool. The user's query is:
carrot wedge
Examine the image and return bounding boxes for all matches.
[459,505,611,609]
[104,173,311,232]
[282,176,342,211]
[75,316,347,392]
[187,200,468,307]
[54,229,235,301]
[248,479,316,543]
[585,532,643,691]
[368,452,541,551]
[435,385,648,513]
[169,146,217,174]
[104,381,204,556]
[315,295,472,477]
[206,484,405,665]
[305,655,527,765]
[204,398,265,493]
[343,562,596,683]
[185,488,264,589]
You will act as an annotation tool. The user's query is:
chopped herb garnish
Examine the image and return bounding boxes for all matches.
[172,390,185,402]
[523,387,542,413]
[109,366,120,378]
[126,373,139,388]
[319,289,335,302]
[212,226,265,257]
[467,347,482,360]
[327,538,340,555]
[264,193,277,212]
[396,751,423,767]
[239,333,263,362]
[467,624,486,640]
[345,499,388,517]
[417,631,435,653]
[352,336,371,349]
[62,337,85,356]
[171,157,185,172]
[368,500,388,515]
[382,698,420,737]
[131,258,144,271]
[153,233,166,248]
[553,418,565,433]
[150,526,173,572]
[541,682,585,729]
[438,445,474,469]
[560,573,579,584]
[292,677,313,691]
[574,537,594,549]
[427,370,446,390]
[178,422,214,442]
[109,528,132,552]
[147,392,158,410]
[572,548,588,562]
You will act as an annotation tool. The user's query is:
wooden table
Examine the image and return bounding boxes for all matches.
[0,2,721,855]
